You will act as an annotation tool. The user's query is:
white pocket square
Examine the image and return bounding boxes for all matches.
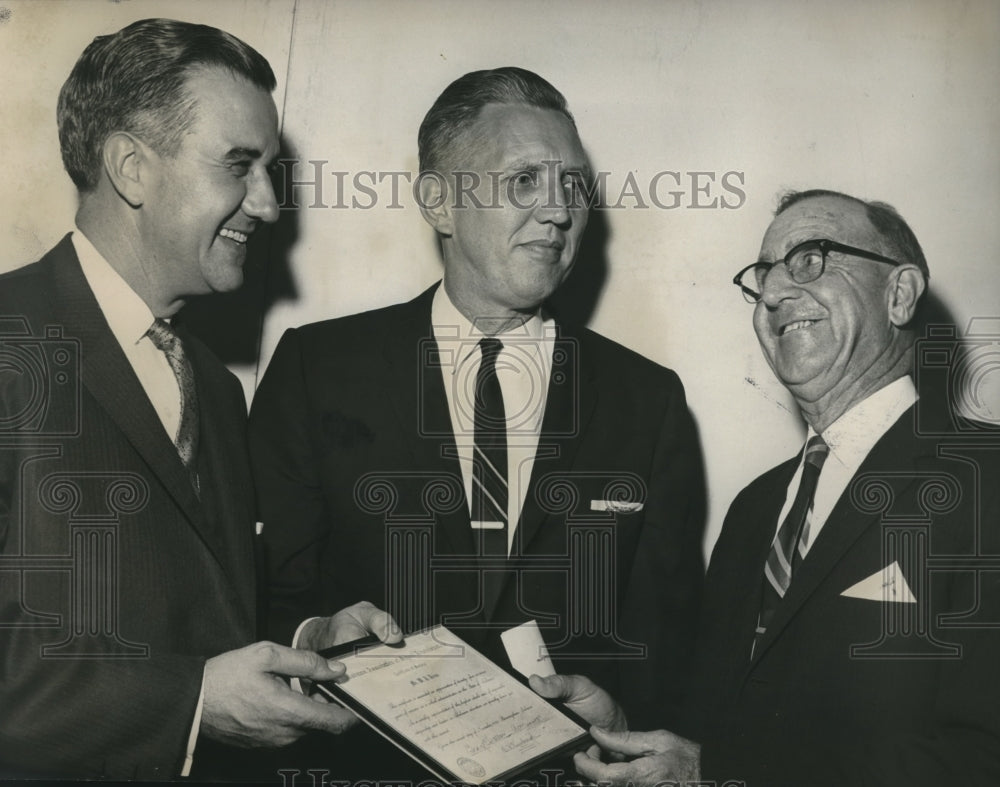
[590,499,644,513]
[841,561,916,603]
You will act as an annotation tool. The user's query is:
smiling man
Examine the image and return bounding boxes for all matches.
[0,19,400,780]
[249,67,706,775]
[536,189,1000,786]
[748,194,922,434]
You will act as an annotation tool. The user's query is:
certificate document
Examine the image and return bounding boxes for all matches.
[317,625,589,784]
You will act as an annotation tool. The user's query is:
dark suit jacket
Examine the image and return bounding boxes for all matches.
[249,283,705,732]
[689,402,1000,786]
[0,236,258,779]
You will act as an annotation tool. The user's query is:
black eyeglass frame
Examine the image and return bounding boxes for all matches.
[733,238,904,303]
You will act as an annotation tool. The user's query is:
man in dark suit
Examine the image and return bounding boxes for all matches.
[0,19,398,780]
[249,67,705,745]
[534,189,1000,785]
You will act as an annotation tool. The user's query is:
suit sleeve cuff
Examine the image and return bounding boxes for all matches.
[180,666,207,777]
[290,617,320,694]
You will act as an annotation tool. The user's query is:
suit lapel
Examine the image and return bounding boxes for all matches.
[514,324,599,554]
[749,407,924,666]
[730,463,798,664]
[182,331,257,595]
[382,284,473,557]
[47,238,225,563]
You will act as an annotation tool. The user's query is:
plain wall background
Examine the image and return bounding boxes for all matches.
[2,0,998,558]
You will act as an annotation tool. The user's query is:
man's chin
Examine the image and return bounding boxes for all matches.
[773,361,832,398]
[511,277,567,310]
[204,263,247,294]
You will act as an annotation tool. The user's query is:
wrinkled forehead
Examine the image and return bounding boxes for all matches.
[759,196,881,261]
[468,103,587,165]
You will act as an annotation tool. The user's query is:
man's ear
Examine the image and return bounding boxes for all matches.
[417,172,453,236]
[887,265,926,327]
[102,131,150,207]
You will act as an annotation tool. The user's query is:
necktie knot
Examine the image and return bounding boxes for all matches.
[475,338,505,421]
[479,337,503,367]
[146,318,181,354]
[804,434,829,471]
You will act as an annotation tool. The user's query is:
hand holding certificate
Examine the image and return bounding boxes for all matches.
[317,625,589,784]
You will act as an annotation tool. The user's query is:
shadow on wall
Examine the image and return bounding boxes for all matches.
[912,290,1000,432]
[913,289,959,345]
[180,139,302,368]
[183,137,614,368]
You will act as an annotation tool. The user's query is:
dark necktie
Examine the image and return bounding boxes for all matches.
[146,319,200,491]
[471,337,508,551]
[471,338,508,620]
[754,434,829,654]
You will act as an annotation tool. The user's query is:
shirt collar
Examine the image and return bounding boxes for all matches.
[431,282,547,369]
[73,229,157,345]
[809,376,917,471]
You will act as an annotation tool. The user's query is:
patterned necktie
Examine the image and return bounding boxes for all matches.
[471,337,508,558]
[754,434,829,654]
[146,319,200,489]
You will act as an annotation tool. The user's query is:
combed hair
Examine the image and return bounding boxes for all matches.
[776,189,929,279]
[58,18,276,192]
[417,67,575,176]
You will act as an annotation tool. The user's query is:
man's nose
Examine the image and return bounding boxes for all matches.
[244,169,280,224]
[534,180,571,225]
[759,262,803,307]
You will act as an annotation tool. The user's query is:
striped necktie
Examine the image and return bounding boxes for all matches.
[146,319,200,492]
[754,434,829,655]
[471,337,508,556]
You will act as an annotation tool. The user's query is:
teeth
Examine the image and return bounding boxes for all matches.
[781,319,816,336]
[219,228,248,243]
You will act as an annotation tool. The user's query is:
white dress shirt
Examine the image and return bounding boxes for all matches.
[776,375,918,557]
[431,284,556,555]
[73,231,182,442]
[72,230,202,777]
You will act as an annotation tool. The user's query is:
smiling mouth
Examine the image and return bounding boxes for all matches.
[521,240,565,254]
[219,228,249,244]
[780,319,820,336]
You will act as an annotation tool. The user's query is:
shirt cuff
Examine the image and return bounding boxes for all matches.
[290,617,320,694]
[180,666,207,777]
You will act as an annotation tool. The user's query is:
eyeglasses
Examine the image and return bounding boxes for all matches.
[733,238,903,303]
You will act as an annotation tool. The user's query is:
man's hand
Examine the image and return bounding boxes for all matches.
[201,642,358,747]
[573,727,701,787]
[297,600,403,651]
[529,673,628,732]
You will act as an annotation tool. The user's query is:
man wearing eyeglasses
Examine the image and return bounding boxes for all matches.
[535,189,1000,785]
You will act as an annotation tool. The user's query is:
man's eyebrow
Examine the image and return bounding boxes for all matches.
[501,160,544,173]
[223,146,264,162]
[502,159,593,178]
